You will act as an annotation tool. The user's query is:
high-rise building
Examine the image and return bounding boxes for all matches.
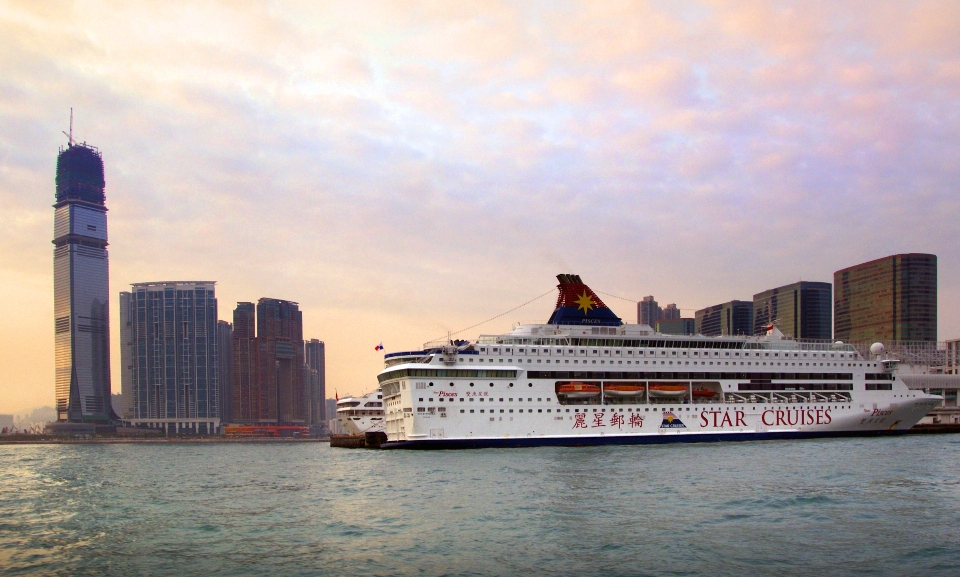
[257,299,305,424]
[119,291,134,420]
[637,296,662,326]
[695,300,754,336]
[834,254,937,342]
[217,320,233,424]
[662,303,681,321]
[753,281,832,339]
[232,303,258,422]
[305,339,326,423]
[119,282,219,434]
[656,318,695,335]
[53,139,114,422]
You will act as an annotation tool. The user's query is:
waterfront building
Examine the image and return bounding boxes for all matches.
[946,339,960,376]
[257,298,305,424]
[695,300,753,336]
[218,320,233,423]
[834,254,937,342]
[656,318,695,335]
[53,139,114,422]
[752,281,832,339]
[637,296,661,326]
[232,303,259,422]
[119,291,134,419]
[119,282,220,434]
[305,339,326,423]
[325,398,337,425]
[662,303,681,321]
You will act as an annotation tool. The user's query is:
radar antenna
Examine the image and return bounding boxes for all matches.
[62,108,73,146]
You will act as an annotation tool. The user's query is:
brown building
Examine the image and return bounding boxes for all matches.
[256,298,305,424]
[834,254,937,343]
[232,303,258,422]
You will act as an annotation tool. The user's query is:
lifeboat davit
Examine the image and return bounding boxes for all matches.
[647,383,688,399]
[557,382,601,399]
[603,383,645,397]
[692,388,718,399]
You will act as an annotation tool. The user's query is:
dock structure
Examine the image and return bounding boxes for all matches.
[330,432,386,449]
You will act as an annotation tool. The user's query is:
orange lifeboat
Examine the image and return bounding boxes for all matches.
[603,383,645,397]
[557,382,601,399]
[692,388,718,399]
[647,383,688,399]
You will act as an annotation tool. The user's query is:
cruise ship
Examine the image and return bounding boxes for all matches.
[335,389,385,435]
[379,275,941,449]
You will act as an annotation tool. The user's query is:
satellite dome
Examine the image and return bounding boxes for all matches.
[870,342,885,355]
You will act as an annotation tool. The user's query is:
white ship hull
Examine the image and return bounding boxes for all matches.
[336,389,385,435]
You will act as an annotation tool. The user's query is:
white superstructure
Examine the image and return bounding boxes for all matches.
[379,275,941,449]
[336,389,384,435]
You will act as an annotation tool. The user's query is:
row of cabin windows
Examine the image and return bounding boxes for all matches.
[479,347,858,360]
[456,405,854,414]
[419,397,550,402]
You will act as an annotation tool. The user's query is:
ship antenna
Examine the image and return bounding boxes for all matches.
[62,108,74,146]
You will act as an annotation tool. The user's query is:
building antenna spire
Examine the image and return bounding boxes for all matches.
[62,108,74,146]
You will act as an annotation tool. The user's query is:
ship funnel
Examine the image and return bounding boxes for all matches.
[547,274,623,327]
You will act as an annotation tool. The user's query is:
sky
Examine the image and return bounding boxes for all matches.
[1,0,959,414]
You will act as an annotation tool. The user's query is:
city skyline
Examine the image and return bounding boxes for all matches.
[2,2,960,413]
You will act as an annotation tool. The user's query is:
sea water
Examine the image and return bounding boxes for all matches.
[1,435,959,576]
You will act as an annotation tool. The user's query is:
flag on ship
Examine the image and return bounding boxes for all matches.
[375,343,384,351]
[547,274,623,326]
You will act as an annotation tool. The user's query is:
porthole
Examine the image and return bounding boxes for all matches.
[528,383,533,388]
[429,382,434,386]
[489,383,494,387]
[449,383,454,387]
[509,383,514,387]
[469,383,475,387]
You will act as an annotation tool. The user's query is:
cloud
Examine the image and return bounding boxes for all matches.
[1,1,958,412]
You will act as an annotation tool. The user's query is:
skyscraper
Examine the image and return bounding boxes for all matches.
[232,303,258,422]
[637,296,662,326]
[753,281,832,339]
[662,303,681,321]
[119,282,220,434]
[305,339,326,423]
[695,300,754,337]
[257,298,305,424]
[53,139,114,422]
[217,320,233,424]
[834,254,938,342]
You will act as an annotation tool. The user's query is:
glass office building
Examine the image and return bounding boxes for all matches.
[834,254,937,342]
[753,281,832,339]
[119,282,220,434]
[695,300,754,337]
[53,142,114,422]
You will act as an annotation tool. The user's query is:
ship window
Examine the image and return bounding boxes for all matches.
[509,398,513,401]
[566,409,570,412]
[480,410,484,413]
[538,409,542,413]
[460,410,464,413]
[519,409,523,413]
[528,383,533,387]
[509,409,514,413]
[538,398,542,401]
[470,398,474,402]
[449,383,454,387]
[460,398,464,402]
[490,383,494,387]
[528,398,532,401]
[418,398,423,402]
[470,383,474,387]
[470,410,474,413]
[509,383,514,387]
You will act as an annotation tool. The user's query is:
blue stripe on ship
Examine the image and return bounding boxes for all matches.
[546,306,622,326]
[380,429,909,450]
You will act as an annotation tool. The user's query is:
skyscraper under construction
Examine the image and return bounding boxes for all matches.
[53,135,114,422]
